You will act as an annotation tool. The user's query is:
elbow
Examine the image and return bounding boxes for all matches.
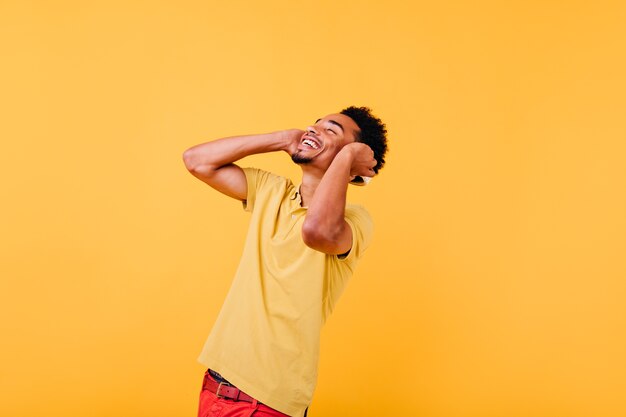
[182,149,196,171]
[182,149,216,175]
[301,220,320,248]
[301,218,343,250]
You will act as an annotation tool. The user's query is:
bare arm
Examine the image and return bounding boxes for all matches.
[182,129,303,200]
[302,143,377,255]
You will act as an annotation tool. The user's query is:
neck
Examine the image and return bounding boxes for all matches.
[298,170,323,207]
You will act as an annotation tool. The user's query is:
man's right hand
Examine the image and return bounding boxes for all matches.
[281,129,306,157]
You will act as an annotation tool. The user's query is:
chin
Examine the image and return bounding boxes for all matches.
[291,153,313,164]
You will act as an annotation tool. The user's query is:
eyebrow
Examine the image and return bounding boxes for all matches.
[315,118,344,133]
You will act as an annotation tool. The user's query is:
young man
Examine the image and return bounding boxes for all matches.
[182,106,388,417]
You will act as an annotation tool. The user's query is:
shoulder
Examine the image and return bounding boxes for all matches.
[335,204,374,261]
[345,204,373,226]
[242,167,292,189]
[241,167,294,212]
[344,204,374,240]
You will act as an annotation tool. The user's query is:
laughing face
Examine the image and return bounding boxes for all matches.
[291,113,361,169]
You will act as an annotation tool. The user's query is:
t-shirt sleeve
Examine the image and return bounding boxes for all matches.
[337,205,374,262]
[240,167,274,212]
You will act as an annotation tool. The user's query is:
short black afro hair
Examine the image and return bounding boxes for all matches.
[340,106,388,174]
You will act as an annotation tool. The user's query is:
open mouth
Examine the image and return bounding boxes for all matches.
[301,134,322,150]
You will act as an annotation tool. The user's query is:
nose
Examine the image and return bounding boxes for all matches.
[305,126,318,136]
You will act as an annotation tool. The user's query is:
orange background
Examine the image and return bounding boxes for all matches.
[1,1,625,416]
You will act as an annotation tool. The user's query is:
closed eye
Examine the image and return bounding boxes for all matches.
[326,128,336,134]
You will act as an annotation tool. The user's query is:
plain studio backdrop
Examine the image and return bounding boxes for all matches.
[1,1,625,416]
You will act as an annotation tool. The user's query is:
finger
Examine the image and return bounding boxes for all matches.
[358,167,376,177]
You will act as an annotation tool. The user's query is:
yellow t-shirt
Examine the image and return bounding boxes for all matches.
[197,167,373,417]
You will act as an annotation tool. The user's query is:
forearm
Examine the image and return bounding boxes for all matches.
[304,150,353,236]
[183,131,290,171]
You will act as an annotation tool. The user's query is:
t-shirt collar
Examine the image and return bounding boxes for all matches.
[289,184,307,209]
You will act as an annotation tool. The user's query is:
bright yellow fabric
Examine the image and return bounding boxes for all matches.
[197,167,373,417]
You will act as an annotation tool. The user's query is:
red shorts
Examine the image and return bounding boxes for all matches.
[197,370,294,417]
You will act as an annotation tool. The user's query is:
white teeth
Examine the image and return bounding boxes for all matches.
[302,139,319,149]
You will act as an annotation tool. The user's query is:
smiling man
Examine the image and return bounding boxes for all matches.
[182,106,388,417]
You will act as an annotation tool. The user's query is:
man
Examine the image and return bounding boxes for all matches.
[182,106,388,417]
